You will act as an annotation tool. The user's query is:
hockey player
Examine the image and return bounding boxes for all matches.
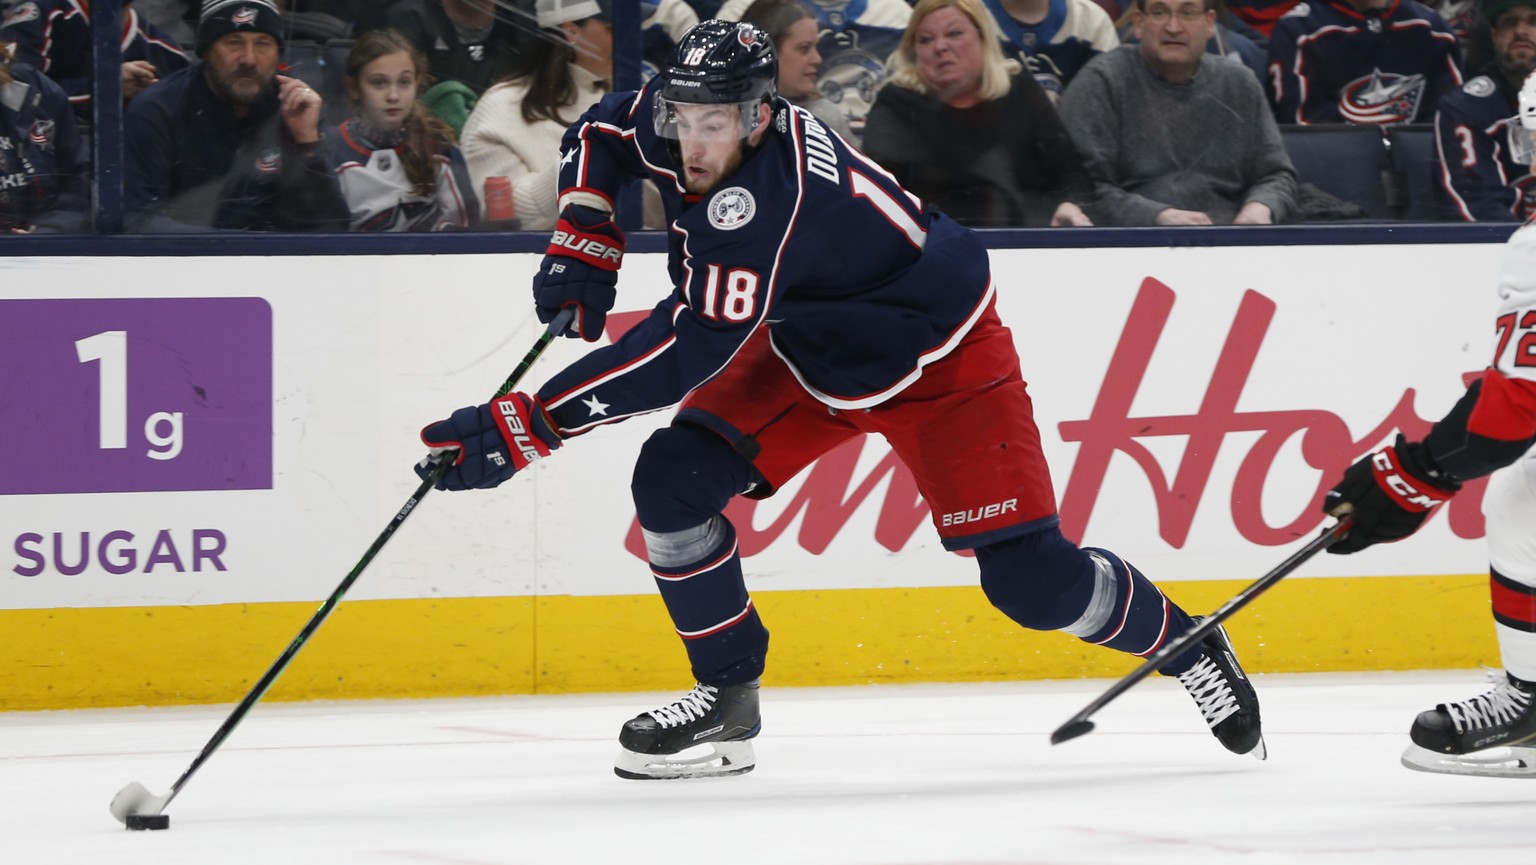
[416,19,1265,779]
[1321,74,1536,778]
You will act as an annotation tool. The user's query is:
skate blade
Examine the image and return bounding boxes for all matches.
[1248,736,1268,761]
[1400,743,1536,778]
[614,739,756,780]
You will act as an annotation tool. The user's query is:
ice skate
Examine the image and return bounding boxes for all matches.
[1175,621,1265,759]
[1400,672,1536,778]
[614,681,761,780]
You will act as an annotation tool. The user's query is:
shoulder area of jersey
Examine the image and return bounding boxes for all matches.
[1462,76,1497,98]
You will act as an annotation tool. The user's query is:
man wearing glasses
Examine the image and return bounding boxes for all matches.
[1058,0,1297,225]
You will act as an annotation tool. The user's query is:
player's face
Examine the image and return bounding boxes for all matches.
[674,102,760,194]
[912,6,985,107]
[351,50,418,133]
[1134,1,1215,82]
[776,17,823,102]
[1494,8,1536,81]
[204,32,280,106]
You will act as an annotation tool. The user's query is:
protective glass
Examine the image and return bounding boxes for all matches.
[1509,120,1535,166]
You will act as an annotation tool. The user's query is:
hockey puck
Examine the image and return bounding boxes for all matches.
[125,813,170,831]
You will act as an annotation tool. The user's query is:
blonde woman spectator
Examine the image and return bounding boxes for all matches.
[863,0,1094,226]
[328,29,479,231]
[740,0,860,143]
[459,0,612,230]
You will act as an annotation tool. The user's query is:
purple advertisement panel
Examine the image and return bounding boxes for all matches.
[0,298,273,495]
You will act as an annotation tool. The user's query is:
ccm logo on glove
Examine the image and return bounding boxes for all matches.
[1370,449,1450,511]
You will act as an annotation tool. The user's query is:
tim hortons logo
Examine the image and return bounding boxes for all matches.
[624,278,1488,560]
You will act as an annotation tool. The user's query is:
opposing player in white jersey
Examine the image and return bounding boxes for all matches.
[1322,73,1536,777]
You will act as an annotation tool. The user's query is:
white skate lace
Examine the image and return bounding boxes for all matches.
[1178,656,1239,727]
[1444,679,1533,734]
[646,684,718,729]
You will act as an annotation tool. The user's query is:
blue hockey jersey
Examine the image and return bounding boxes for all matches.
[0,60,86,232]
[533,82,995,438]
[1434,69,1535,222]
[1267,0,1462,125]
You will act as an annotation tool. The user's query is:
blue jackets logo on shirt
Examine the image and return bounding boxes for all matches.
[255,147,281,173]
[28,119,53,149]
[1339,69,1425,125]
[708,187,755,230]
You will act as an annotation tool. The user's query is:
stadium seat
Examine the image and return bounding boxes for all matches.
[1281,124,1394,220]
[1385,124,1442,222]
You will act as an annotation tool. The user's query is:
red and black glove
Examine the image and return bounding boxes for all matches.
[532,204,624,341]
[1322,434,1460,554]
[416,393,561,491]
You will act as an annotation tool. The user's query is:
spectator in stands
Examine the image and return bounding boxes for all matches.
[1060,0,1297,224]
[0,42,87,232]
[982,0,1120,102]
[329,28,478,230]
[387,0,533,96]
[739,0,857,140]
[459,0,611,231]
[0,0,189,126]
[1114,0,1271,85]
[864,0,1094,226]
[123,0,350,231]
[1267,0,1463,125]
[1435,0,1536,220]
[718,0,911,139]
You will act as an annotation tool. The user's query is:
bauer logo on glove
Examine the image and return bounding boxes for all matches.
[416,393,562,491]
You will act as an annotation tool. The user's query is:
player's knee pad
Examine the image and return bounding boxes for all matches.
[631,423,754,534]
[973,528,1097,632]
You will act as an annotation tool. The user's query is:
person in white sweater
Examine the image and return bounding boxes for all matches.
[459,0,612,231]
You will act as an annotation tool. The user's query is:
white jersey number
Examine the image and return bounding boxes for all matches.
[699,264,761,323]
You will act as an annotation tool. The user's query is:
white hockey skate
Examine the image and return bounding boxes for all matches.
[1400,672,1536,778]
[614,681,761,780]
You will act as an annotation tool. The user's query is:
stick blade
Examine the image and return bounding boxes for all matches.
[110,782,170,825]
[1050,719,1095,745]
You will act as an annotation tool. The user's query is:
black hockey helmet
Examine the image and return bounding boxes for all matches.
[653,19,778,142]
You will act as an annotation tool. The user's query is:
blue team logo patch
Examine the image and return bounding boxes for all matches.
[255,147,282,173]
[708,187,755,231]
[1338,69,1426,125]
[1465,76,1496,98]
[28,119,53,149]
[232,7,261,27]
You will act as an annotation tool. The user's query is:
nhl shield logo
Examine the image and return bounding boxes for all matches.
[708,187,755,231]
[231,6,260,27]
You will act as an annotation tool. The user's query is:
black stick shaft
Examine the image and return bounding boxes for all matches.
[1050,520,1351,744]
[159,310,574,807]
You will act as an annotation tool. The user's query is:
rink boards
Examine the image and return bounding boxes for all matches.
[0,241,1509,710]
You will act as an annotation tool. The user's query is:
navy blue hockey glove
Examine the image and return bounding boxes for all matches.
[532,205,624,342]
[416,393,561,491]
[1322,434,1460,555]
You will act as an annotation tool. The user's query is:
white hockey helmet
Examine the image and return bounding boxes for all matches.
[1510,70,1536,164]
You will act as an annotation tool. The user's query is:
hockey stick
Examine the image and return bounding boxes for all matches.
[109,310,575,828]
[1050,519,1352,746]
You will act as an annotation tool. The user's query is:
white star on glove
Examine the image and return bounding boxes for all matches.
[582,393,610,417]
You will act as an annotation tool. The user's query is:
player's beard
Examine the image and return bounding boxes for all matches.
[683,141,751,195]
[206,63,273,106]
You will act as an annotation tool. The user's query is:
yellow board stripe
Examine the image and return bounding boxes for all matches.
[0,575,1497,712]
